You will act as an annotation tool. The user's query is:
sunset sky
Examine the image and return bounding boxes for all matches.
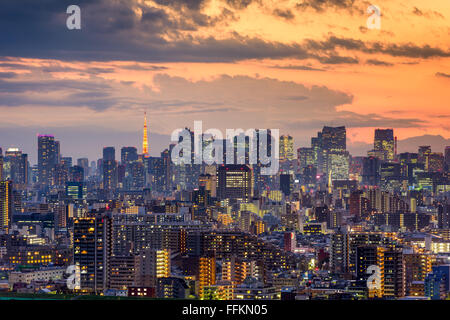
[0,0,449,163]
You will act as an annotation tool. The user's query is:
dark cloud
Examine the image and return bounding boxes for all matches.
[306,36,450,59]
[0,63,33,69]
[374,43,450,59]
[317,55,359,64]
[0,72,17,78]
[0,78,111,94]
[154,0,209,11]
[0,1,448,64]
[281,111,425,131]
[226,0,255,10]
[272,8,295,20]
[269,64,325,71]
[412,7,445,19]
[296,0,358,13]
[436,72,450,78]
[119,64,169,71]
[366,59,393,66]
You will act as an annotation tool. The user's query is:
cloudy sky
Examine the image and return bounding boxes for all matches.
[0,0,449,163]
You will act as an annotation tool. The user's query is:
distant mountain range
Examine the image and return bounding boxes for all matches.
[349,134,450,156]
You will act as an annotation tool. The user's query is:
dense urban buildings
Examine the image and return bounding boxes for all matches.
[0,119,449,301]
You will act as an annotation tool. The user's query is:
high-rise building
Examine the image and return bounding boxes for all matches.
[61,157,72,169]
[38,135,59,186]
[222,256,261,285]
[320,126,346,177]
[438,204,450,229]
[418,146,432,165]
[146,156,164,192]
[199,173,216,198]
[279,135,294,162]
[330,228,348,274]
[297,147,315,170]
[374,129,395,161]
[321,126,346,152]
[362,156,380,186]
[404,252,433,295]
[127,160,145,190]
[136,248,171,288]
[160,148,172,192]
[327,150,350,181]
[106,255,139,290]
[4,148,28,185]
[356,245,384,298]
[73,215,111,293]
[69,165,84,183]
[53,163,68,186]
[311,134,322,171]
[445,146,450,171]
[284,232,296,252]
[199,254,216,299]
[425,265,450,300]
[383,247,405,298]
[280,174,291,196]
[0,148,3,181]
[427,152,444,172]
[0,181,12,233]
[217,165,253,202]
[301,165,317,185]
[77,158,89,178]
[121,146,138,164]
[103,147,117,190]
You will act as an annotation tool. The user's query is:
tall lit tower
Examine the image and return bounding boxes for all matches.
[143,112,149,156]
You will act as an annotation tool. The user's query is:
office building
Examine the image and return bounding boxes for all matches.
[38,135,59,186]
[217,165,253,202]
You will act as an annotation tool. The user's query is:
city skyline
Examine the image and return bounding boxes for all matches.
[0,0,449,303]
[0,0,449,164]
[1,122,450,165]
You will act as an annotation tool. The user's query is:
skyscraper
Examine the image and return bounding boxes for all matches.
[321,126,346,152]
[73,215,111,293]
[362,156,380,186]
[38,135,59,186]
[77,158,89,178]
[418,146,431,165]
[374,129,395,161]
[320,126,346,177]
[69,165,84,183]
[199,254,216,299]
[327,150,350,181]
[445,146,450,171]
[103,147,117,190]
[121,146,138,164]
[217,165,253,202]
[143,112,149,156]
[279,135,294,162]
[297,147,315,170]
[4,148,28,185]
[0,148,3,181]
[0,180,12,233]
[136,248,171,287]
